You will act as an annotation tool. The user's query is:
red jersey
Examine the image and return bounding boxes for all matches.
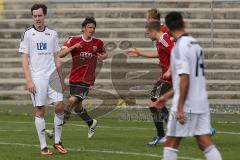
[160,24,171,35]
[156,32,174,84]
[63,35,105,85]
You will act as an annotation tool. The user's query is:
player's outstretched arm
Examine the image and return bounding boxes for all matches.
[59,42,82,58]
[128,48,158,58]
[140,51,159,58]
[21,53,36,93]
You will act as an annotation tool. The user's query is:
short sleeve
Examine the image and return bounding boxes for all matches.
[159,33,174,54]
[54,32,61,53]
[98,40,106,53]
[19,31,29,54]
[174,41,190,75]
[62,37,74,49]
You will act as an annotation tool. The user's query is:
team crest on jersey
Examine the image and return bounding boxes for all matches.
[32,33,36,36]
[45,33,50,36]
[93,46,98,52]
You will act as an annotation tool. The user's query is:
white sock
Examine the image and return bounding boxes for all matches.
[204,145,222,160]
[54,113,64,144]
[35,116,47,150]
[162,147,178,160]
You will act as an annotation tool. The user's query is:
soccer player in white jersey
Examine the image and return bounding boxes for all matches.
[153,12,222,160]
[19,4,67,155]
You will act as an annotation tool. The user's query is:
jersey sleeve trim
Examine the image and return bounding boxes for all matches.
[159,33,170,48]
[20,26,32,41]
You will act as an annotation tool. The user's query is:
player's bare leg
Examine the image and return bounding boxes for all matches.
[162,136,182,160]
[63,96,79,123]
[74,101,97,139]
[196,135,222,160]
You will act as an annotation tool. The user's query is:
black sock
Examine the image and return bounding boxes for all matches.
[76,108,93,127]
[161,106,169,123]
[149,107,165,137]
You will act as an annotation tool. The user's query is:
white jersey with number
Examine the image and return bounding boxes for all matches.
[171,35,209,113]
[19,25,60,79]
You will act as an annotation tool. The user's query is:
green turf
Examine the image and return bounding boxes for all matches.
[0,109,239,160]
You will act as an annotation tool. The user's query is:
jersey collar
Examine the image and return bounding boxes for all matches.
[81,35,93,42]
[175,33,188,42]
[32,25,46,32]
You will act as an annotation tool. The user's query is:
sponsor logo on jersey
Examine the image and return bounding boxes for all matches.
[37,42,47,50]
[45,33,50,36]
[32,33,36,36]
[79,52,92,58]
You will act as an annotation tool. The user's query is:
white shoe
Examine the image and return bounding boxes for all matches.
[88,119,97,139]
[159,136,167,143]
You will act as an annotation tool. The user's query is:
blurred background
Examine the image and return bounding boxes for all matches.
[0,0,240,117]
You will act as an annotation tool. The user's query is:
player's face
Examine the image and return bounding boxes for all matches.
[32,8,45,29]
[146,28,157,41]
[83,23,96,38]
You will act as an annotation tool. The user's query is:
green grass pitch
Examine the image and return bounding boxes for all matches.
[0,106,239,160]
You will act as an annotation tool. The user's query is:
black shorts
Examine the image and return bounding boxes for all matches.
[150,81,172,102]
[69,82,90,101]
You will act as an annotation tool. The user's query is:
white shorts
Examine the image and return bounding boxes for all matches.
[166,111,211,137]
[30,79,63,107]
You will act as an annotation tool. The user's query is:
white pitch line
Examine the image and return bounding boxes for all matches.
[217,131,240,135]
[0,142,204,160]
[0,129,25,132]
[0,121,240,135]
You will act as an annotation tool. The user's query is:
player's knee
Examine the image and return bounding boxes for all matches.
[165,137,181,149]
[197,141,209,151]
[54,101,64,114]
[196,135,213,151]
[35,106,45,117]
[68,96,78,106]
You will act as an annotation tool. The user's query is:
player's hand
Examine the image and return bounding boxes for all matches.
[127,48,140,57]
[26,80,36,93]
[97,52,108,61]
[176,108,186,125]
[163,70,171,79]
[73,41,82,49]
[156,96,168,109]
[148,100,157,108]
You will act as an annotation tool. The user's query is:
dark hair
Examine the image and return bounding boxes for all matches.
[147,8,161,21]
[165,11,185,31]
[82,17,97,28]
[31,4,47,15]
[145,21,161,32]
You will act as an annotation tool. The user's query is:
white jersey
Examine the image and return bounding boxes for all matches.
[171,34,209,113]
[19,25,60,79]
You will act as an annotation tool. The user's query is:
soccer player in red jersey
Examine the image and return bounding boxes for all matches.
[59,17,107,139]
[128,21,174,145]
